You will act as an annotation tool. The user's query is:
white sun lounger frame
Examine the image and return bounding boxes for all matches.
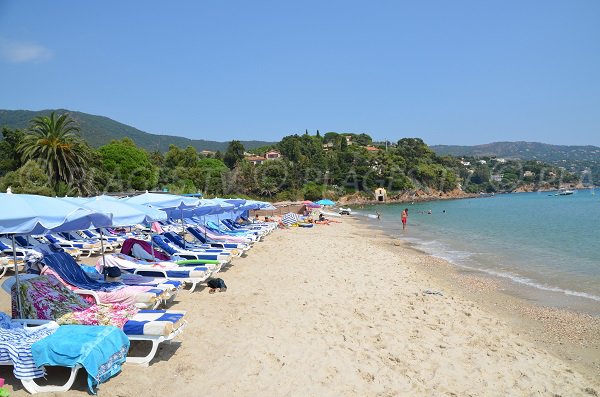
[0,319,83,394]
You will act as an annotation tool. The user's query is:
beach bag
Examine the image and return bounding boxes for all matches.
[103,266,122,279]
[207,278,227,290]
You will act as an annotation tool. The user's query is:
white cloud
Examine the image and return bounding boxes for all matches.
[0,37,53,63]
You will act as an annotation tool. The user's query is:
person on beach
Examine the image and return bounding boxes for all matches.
[316,213,330,225]
[401,208,408,229]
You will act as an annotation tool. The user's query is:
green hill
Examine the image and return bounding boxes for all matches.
[0,109,275,152]
[431,141,600,163]
[432,141,600,185]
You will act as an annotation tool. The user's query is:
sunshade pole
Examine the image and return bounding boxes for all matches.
[181,211,185,250]
[150,229,156,261]
[99,229,107,271]
[203,216,207,240]
[11,234,22,319]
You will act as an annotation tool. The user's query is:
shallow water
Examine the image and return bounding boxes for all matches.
[356,190,600,315]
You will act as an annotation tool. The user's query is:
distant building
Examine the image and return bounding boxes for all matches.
[322,142,334,151]
[345,135,353,146]
[246,156,266,165]
[491,174,503,182]
[201,150,216,157]
[374,187,387,202]
[461,161,471,166]
[265,150,281,160]
[366,146,380,152]
[523,171,535,177]
[494,158,506,163]
[478,160,487,164]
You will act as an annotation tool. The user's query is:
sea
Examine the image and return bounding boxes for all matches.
[354,189,600,315]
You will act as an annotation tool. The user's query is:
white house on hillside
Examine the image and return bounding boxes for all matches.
[265,150,281,160]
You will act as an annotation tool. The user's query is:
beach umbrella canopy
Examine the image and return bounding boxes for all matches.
[220,198,247,207]
[121,192,199,210]
[315,199,335,206]
[281,212,300,226]
[173,200,222,219]
[63,195,167,226]
[239,200,276,211]
[201,199,236,215]
[0,193,113,235]
[305,202,321,208]
[0,192,114,318]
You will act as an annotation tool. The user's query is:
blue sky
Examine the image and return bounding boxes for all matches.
[0,0,598,146]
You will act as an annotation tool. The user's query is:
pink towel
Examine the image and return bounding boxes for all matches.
[151,222,164,234]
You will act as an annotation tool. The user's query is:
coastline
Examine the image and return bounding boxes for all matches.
[366,228,600,382]
[0,219,598,395]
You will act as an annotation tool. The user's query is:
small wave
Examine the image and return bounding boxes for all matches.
[402,236,600,303]
[452,263,600,302]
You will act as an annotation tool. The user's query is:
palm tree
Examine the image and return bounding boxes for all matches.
[18,112,92,193]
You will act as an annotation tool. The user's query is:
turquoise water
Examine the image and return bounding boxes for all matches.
[356,190,600,315]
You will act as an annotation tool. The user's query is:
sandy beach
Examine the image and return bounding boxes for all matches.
[1,219,599,396]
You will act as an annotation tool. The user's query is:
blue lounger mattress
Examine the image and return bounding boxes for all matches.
[123,310,186,337]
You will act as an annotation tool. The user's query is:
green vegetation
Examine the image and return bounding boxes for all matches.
[432,141,599,186]
[0,112,585,199]
[17,112,94,195]
[453,156,579,193]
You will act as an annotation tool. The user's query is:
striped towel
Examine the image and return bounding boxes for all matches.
[0,313,58,380]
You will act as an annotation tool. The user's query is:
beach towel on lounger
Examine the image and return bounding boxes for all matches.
[13,275,185,338]
[121,238,170,261]
[0,312,57,380]
[13,275,138,327]
[100,253,211,279]
[32,324,129,393]
[1,312,129,394]
[41,267,165,308]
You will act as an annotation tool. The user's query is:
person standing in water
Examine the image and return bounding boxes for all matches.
[401,208,408,230]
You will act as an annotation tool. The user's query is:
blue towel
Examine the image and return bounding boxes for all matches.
[152,235,177,255]
[40,251,123,291]
[31,325,130,394]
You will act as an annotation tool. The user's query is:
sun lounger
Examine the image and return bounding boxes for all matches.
[60,231,116,252]
[5,275,187,367]
[152,235,229,267]
[97,253,212,293]
[80,229,124,247]
[0,312,129,394]
[14,236,81,260]
[36,249,175,309]
[189,223,255,244]
[163,231,241,257]
[187,226,251,251]
[206,221,261,239]
[43,234,100,257]
[0,256,24,279]
[0,238,37,259]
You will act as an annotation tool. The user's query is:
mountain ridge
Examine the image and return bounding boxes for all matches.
[0,109,275,152]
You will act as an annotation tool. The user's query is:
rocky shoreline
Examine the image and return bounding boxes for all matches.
[337,188,477,206]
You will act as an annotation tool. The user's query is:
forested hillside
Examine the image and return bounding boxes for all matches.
[0,109,273,152]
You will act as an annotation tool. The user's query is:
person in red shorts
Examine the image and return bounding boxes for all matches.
[401,208,408,230]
